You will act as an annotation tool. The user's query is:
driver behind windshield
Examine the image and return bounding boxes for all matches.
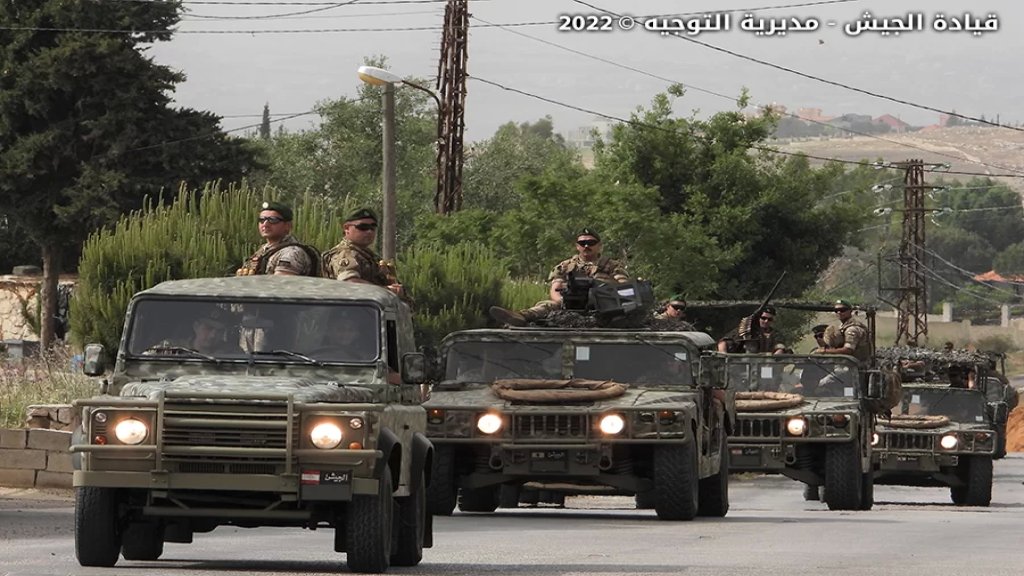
[146,306,237,355]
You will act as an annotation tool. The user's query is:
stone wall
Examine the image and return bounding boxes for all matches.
[0,274,76,343]
[0,428,72,489]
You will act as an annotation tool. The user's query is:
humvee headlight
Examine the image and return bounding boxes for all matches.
[477,413,503,435]
[786,418,807,436]
[599,414,626,435]
[940,434,959,450]
[114,418,149,445]
[310,423,344,449]
[871,433,880,447]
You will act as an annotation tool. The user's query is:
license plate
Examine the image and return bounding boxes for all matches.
[895,455,918,463]
[531,450,567,461]
[529,450,568,472]
[731,447,761,456]
[320,471,351,485]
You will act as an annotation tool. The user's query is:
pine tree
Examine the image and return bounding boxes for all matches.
[260,103,272,140]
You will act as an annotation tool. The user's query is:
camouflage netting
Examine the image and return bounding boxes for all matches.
[491,378,628,403]
[876,346,995,368]
[536,310,696,331]
[735,391,804,411]
[880,414,951,429]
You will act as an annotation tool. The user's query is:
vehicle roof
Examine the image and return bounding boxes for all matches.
[443,328,717,348]
[136,276,402,307]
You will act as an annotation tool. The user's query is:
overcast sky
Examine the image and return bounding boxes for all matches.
[148,0,1019,141]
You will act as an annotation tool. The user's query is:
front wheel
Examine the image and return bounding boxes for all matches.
[345,465,395,573]
[75,487,123,567]
[427,446,457,516]
[121,521,165,560]
[653,442,699,521]
[697,432,730,517]
[391,470,426,566]
[962,455,993,507]
[458,486,499,513]
[823,442,863,511]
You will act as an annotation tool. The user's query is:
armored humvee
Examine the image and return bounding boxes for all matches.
[70,277,433,573]
[424,327,734,521]
[873,383,1005,506]
[723,353,888,510]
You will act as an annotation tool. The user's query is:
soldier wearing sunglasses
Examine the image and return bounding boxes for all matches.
[236,201,318,276]
[812,299,870,365]
[321,208,404,297]
[490,228,628,326]
[655,294,688,321]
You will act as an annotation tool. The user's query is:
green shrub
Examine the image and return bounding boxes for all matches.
[0,348,97,428]
[501,279,549,310]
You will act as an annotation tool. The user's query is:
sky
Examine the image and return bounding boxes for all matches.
[147,0,1020,142]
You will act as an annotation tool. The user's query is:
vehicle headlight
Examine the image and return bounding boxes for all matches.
[477,413,503,435]
[940,434,959,450]
[114,418,149,445]
[786,418,807,436]
[871,433,880,447]
[599,414,626,435]
[310,422,344,449]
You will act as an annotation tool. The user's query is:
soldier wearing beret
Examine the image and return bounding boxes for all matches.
[321,208,404,296]
[490,228,628,326]
[655,294,688,321]
[236,201,318,276]
[813,299,871,365]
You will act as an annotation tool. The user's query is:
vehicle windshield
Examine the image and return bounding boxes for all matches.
[126,298,381,363]
[444,341,563,382]
[725,356,859,398]
[571,343,694,386]
[897,387,988,422]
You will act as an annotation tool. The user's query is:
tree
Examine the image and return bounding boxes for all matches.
[462,116,583,213]
[593,85,870,299]
[260,103,271,140]
[994,242,1024,277]
[0,1,259,347]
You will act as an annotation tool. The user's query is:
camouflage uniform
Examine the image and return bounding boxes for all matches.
[321,239,391,286]
[521,255,630,320]
[237,235,315,276]
[828,317,871,365]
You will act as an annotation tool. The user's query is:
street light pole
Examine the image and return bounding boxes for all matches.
[381,82,397,261]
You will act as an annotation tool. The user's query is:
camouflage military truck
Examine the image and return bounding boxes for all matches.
[724,352,890,510]
[70,277,433,573]
[424,327,733,521]
[872,383,1006,506]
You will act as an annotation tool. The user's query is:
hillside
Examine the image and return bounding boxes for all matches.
[775,126,1024,192]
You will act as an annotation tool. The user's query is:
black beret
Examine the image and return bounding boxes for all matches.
[577,228,601,242]
[345,208,379,223]
[260,201,293,221]
[812,324,829,335]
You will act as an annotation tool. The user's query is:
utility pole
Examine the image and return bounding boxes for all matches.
[381,83,397,260]
[436,0,469,214]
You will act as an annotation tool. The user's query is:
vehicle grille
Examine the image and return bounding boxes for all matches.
[161,401,295,470]
[735,417,782,438]
[885,433,933,450]
[513,414,589,439]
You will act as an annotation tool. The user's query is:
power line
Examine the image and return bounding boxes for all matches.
[185,0,364,20]
[93,0,450,4]
[182,8,440,20]
[571,0,1024,134]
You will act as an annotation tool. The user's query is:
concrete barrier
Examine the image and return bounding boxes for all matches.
[0,427,71,489]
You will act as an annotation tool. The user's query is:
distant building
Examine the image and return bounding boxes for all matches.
[565,118,616,149]
[796,107,833,123]
[874,114,911,133]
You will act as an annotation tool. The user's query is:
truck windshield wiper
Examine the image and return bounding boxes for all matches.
[633,334,685,364]
[251,349,323,366]
[142,345,218,363]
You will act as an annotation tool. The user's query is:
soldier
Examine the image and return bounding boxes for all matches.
[813,299,871,365]
[719,306,786,354]
[236,201,318,276]
[321,208,404,297]
[655,294,688,321]
[489,228,629,326]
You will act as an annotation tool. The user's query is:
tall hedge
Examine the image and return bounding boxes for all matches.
[71,182,539,354]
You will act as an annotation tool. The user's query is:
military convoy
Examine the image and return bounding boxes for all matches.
[872,383,1004,506]
[71,277,432,573]
[424,326,735,521]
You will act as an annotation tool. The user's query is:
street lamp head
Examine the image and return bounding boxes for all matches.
[357,65,402,86]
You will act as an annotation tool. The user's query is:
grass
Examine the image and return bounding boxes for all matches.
[0,348,99,429]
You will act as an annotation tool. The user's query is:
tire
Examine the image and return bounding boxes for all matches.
[75,487,123,567]
[458,486,499,513]
[653,442,699,521]
[994,428,1007,460]
[698,433,730,517]
[427,446,457,516]
[346,465,394,574]
[391,470,426,567]
[802,484,821,502]
[499,484,521,509]
[823,442,863,511]
[858,472,874,511]
[963,455,993,507]
[121,521,165,561]
[634,489,656,510]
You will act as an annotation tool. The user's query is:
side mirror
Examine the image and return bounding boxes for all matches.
[990,402,1009,424]
[864,371,884,400]
[401,352,427,385]
[83,344,106,377]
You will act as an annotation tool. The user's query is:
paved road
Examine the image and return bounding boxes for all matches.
[3,456,1024,576]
